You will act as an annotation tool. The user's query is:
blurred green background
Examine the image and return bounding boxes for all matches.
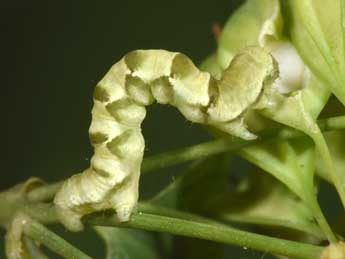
[1,1,282,258]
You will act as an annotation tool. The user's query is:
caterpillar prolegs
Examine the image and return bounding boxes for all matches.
[54,47,278,231]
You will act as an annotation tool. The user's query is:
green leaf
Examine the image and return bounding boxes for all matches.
[150,155,229,259]
[282,0,345,106]
[95,227,160,259]
[152,152,325,240]
[240,138,312,200]
[152,154,230,214]
[216,170,324,240]
[316,131,345,188]
[208,0,338,242]
[301,74,331,120]
[217,0,282,69]
[250,43,336,242]
[239,136,337,241]
[199,53,222,80]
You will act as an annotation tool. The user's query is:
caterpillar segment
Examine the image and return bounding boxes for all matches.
[54,47,278,231]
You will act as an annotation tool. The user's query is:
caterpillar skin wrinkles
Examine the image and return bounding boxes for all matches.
[54,47,278,231]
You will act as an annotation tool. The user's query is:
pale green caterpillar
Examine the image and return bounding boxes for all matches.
[54,47,278,231]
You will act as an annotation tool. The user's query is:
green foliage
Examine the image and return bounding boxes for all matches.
[95,227,160,259]
[283,0,345,105]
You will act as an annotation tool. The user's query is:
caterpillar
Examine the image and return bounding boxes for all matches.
[54,47,278,231]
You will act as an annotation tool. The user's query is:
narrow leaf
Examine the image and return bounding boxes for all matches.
[95,227,160,259]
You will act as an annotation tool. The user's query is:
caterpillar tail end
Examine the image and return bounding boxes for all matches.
[115,204,134,222]
[54,193,137,232]
[54,205,84,232]
[54,177,86,232]
[53,169,139,232]
[54,198,136,232]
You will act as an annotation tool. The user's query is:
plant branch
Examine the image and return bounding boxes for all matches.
[26,115,345,203]
[22,236,49,259]
[141,115,345,174]
[0,190,327,259]
[138,202,224,226]
[23,219,92,259]
[27,182,63,202]
[84,210,324,259]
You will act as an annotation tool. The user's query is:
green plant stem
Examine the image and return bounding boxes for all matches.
[138,202,224,226]
[27,182,63,202]
[26,115,345,202]
[0,192,327,259]
[23,219,92,259]
[22,236,49,259]
[141,137,247,173]
[2,200,326,259]
[316,115,345,131]
[312,131,345,216]
[85,211,324,259]
[142,115,345,174]
[305,192,337,243]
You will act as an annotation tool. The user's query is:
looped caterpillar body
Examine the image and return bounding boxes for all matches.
[54,47,278,231]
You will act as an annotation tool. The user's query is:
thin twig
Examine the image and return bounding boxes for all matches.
[23,219,92,259]
[142,115,345,173]
[85,210,324,259]
[27,182,63,202]
[22,236,49,259]
[27,115,345,202]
